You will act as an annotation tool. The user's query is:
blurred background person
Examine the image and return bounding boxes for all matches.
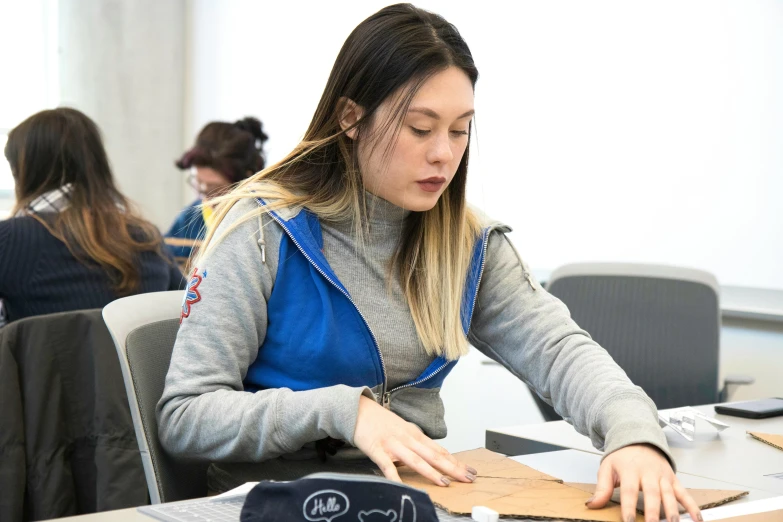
[166,117,268,269]
[0,107,184,325]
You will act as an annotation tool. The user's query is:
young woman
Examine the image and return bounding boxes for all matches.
[158,5,700,522]
[0,108,183,323]
[165,117,268,269]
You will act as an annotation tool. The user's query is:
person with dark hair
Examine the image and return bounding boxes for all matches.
[165,117,268,269]
[157,5,701,522]
[0,107,184,324]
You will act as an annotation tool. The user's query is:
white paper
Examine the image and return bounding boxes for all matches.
[213,481,259,499]
[689,409,730,431]
[681,495,783,521]
[659,407,732,442]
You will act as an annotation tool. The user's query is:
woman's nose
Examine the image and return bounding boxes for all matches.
[427,132,454,164]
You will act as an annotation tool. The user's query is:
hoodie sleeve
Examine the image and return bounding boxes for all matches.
[468,230,674,467]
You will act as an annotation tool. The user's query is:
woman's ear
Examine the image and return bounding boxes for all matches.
[337,97,364,140]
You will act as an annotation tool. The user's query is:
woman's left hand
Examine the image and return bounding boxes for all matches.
[585,443,702,522]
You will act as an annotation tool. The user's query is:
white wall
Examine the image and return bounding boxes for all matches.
[188,0,783,289]
[0,0,58,212]
[59,0,187,230]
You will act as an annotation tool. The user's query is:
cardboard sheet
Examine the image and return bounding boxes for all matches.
[399,448,748,522]
[748,431,783,452]
[568,483,748,513]
[442,447,562,482]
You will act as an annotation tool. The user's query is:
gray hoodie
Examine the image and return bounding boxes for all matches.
[157,194,672,476]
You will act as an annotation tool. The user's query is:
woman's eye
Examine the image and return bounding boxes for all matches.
[450,129,469,136]
[410,127,430,136]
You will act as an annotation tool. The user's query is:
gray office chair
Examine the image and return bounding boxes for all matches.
[530,263,753,422]
[103,290,209,504]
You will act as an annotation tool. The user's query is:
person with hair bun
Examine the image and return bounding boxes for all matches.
[164,117,269,269]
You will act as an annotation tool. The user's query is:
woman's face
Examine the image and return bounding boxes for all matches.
[356,66,475,212]
[192,166,232,200]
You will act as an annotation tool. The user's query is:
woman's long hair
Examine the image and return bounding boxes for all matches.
[201,3,481,360]
[4,107,165,295]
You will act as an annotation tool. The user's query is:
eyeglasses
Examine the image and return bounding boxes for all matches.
[185,167,230,198]
[185,169,205,192]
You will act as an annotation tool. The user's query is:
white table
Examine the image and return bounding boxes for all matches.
[487,404,783,495]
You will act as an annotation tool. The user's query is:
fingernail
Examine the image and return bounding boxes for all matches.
[440,476,451,486]
[671,515,680,522]
[466,466,478,475]
[584,495,594,505]
[626,516,635,522]
[697,514,703,522]
[466,473,476,482]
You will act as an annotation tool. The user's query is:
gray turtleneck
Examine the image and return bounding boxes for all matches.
[321,198,431,389]
[157,193,672,480]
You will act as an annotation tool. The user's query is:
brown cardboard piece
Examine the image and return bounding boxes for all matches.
[441,447,562,482]
[748,431,783,452]
[568,483,748,513]
[400,448,748,522]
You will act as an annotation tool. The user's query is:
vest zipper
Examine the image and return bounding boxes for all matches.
[466,226,494,332]
[265,211,389,402]
[386,360,451,399]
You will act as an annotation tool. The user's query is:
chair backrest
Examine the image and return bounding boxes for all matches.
[543,263,721,414]
[103,290,209,504]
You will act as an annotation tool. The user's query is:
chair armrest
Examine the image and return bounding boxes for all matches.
[719,374,756,402]
[723,374,755,386]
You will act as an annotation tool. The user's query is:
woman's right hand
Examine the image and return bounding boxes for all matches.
[352,395,477,486]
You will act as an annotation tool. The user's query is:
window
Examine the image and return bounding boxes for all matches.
[1,129,15,219]
[0,134,11,192]
[0,0,59,216]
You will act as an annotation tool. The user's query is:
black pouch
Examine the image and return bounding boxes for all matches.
[240,472,438,522]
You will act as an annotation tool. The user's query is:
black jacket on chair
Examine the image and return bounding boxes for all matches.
[0,309,148,521]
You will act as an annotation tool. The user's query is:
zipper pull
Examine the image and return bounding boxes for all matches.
[382,392,391,410]
[524,272,536,291]
[258,237,266,264]
[257,214,266,264]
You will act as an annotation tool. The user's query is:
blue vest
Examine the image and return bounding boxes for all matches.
[243,200,492,398]
[164,199,206,264]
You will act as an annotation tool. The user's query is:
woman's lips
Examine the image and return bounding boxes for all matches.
[416,177,446,193]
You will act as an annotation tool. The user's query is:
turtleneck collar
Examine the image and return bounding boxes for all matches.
[363,190,411,227]
[322,190,412,241]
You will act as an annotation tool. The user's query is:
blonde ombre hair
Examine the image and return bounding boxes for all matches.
[5,107,167,296]
[196,4,482,360]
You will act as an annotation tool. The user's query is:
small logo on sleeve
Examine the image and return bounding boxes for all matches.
[180,267,205,323]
